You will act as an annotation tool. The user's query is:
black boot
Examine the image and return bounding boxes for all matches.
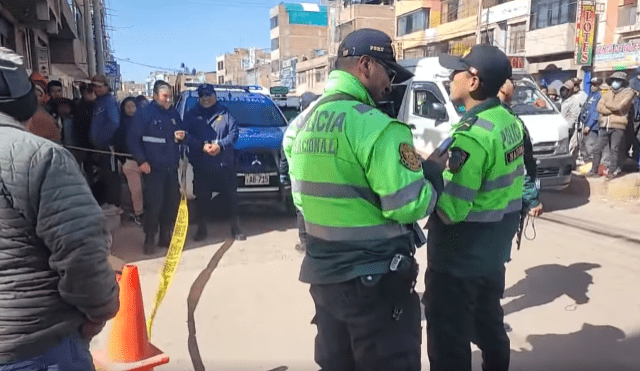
[231,217,246,241]
[143,234,155,255]
[194,223,208,242]
[158,229,172,248]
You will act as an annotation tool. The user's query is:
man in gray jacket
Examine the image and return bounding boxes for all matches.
[0,49,119,368]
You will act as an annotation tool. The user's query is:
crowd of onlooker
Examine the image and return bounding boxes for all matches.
[26,72,147,224]
[539,70,640,180]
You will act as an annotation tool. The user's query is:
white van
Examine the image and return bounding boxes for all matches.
[390,57,573,191]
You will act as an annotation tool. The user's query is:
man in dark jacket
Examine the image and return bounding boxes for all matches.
[0,49,118,369]
[128,80,192,254]
[579,77,602,162]
[185,84,245,241]
[90,74,121,207]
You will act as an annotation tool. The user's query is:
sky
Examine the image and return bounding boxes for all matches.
[108,0,311,82]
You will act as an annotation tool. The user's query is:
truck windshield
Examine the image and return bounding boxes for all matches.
[443,79,556,116]
[510,80,556,115]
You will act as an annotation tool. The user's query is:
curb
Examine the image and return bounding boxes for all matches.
[540,213,640,245]
[576,171,640,202]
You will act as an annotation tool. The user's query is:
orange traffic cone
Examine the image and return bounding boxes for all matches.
[93,264,170,371]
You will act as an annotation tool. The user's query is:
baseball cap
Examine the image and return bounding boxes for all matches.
[337,29,413,84]
[91,74,108,86]
[439,44,512,95]
[197,84,216,97]
[0,48,37,121]
[591,77,603,85]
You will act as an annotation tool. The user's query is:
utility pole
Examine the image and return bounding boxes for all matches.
[93,0,105,75]
[476,0,483,44]
[84,0,96,76]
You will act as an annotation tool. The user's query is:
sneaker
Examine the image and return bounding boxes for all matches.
[132,214,143,226]
[605,168,622,181]
[585,171,600,178]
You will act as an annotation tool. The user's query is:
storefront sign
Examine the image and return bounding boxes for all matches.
[574,2,596,66]
[509,56,526,70]
[480,0,530,25]
[594,40,640,70]
[619,0,636,6]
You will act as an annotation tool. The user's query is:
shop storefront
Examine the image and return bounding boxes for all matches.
[593,40,640,83]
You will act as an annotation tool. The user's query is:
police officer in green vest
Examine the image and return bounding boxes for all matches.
[423,45,524,371]
[283,29,447,370]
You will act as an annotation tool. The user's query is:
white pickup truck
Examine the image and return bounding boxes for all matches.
[388,57,573,191]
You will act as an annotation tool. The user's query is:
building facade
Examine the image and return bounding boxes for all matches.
[0,0,107,98]
[270,2,328,88]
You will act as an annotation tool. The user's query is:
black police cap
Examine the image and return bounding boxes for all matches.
[338,29,414,84]
[439,44,512,95]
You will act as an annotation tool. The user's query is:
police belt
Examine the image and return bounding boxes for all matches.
[353,253,415,279]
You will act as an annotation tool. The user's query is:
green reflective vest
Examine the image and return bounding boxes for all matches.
[437,99,525,224]
[283,70,438,283]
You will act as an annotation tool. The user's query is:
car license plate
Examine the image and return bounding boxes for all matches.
[245,173,270,186]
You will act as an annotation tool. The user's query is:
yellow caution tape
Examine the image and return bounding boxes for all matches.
[147,193,189,338]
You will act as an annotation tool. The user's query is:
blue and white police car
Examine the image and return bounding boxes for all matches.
[175,85,292,210]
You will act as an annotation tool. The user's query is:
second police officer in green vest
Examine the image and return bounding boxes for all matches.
[424,45,525,371]
[284,29,448,370]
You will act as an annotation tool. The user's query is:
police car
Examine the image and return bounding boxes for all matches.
[175,85,292,209]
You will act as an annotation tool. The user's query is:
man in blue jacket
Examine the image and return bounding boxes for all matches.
[90,74,121,207]
[127,80,191,254]
[579,77,602,162]
[184,84,245,241]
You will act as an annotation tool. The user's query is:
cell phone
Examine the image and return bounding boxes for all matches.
[437,137,455,152]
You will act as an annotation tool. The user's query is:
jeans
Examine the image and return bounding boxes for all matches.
[0,336,94,371]
[592,128,626,172]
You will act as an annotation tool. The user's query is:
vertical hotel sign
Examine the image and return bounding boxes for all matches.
[575,1,597,65]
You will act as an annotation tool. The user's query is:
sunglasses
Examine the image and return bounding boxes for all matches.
[368,56,397,83]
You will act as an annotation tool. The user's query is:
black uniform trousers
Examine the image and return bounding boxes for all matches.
[309,273,422,371]
[423,267,509,371]
[142,168,180,238]
[193,165,239,225]
[296,209,308,247]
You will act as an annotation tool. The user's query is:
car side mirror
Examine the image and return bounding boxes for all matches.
[420,102,447,121]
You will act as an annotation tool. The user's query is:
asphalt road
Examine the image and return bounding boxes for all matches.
[94,191,640,370]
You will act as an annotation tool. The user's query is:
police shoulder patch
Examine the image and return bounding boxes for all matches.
[399,142,422,172]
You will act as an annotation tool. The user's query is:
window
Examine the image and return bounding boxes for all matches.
[298,72,307,85]
[618,4,637,27]
[413,82,448,120]
[218,76,224,84]
[271,37,279,51]
[397,8,429,37]
[217,61,224,71]
[442,0,460,23]
[184,95,287,127]
[530,0,577,30]
[481,29,494,44]
[508,23,526,53]
[270,16,279,29]
[315,68,326,82]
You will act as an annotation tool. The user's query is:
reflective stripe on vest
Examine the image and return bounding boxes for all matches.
[481,164,525,192]
[292,180,380,206]
[466,197,522,222]
[142,136,166,144]
[304,221,410,241]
